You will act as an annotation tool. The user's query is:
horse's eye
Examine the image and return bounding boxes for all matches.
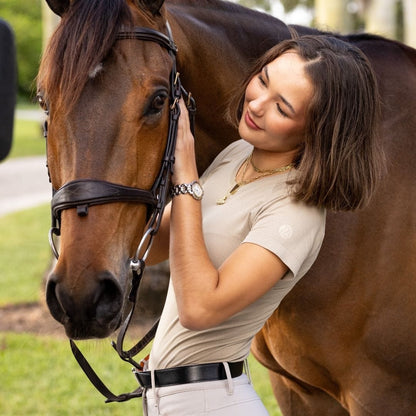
[37,94,49,114]
[148,92,168,115]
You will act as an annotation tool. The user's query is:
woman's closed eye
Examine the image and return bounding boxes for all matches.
[258,74,289,118]
[276,103,288,118]
[258,74,267,87]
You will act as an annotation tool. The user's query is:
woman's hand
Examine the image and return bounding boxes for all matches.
[172,98,199,185]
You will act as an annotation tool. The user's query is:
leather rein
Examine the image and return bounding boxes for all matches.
[43,24,196,403]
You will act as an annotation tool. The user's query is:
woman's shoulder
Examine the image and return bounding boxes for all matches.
[261,188,326,226]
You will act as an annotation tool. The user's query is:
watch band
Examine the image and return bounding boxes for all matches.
[171,180,203,200]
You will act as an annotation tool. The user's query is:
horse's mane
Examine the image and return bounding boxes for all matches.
[167,0,246,13]
[37,0,131,112]
[166,0,278,22]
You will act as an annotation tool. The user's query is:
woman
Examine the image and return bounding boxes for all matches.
[137,35,383,415]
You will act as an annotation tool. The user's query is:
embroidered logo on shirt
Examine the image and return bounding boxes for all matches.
[279,224,293,240]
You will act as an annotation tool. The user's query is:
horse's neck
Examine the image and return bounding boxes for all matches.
[166,0,291,171]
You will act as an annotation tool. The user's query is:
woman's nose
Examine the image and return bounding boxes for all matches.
[248,95,265,116]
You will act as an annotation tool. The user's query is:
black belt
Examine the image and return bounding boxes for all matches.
[135,361,244,388]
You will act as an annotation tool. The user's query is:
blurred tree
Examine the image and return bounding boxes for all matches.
[41,1,59,49]
[314,0,354,33]
[0,0,42,100]
[402,0,416,47]
[360,0,416,47]
[364,0,396,39]
[237,0,273,12]
[280,0,314,13]
[265,0,413,47]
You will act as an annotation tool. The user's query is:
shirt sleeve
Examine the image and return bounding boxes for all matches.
[244,197,326,280]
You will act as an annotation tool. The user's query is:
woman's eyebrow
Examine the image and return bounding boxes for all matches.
[279,93,296,115]
[263,65,296,115]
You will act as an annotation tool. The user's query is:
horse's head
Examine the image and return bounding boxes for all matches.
[38,0,174,339]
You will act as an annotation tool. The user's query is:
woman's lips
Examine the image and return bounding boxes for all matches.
[244,111,261,130]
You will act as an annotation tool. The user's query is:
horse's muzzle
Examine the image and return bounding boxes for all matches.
[46,270,123,339]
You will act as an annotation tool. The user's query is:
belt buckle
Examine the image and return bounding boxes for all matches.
[132,367,147,388]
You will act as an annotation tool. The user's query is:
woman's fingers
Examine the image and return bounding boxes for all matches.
[176,98,194,150]
[177,99,191,142]
[172,98,198,183]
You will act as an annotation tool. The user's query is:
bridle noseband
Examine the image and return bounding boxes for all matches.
[43,23,196,403]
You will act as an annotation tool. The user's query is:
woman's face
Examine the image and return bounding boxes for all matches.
[239,51,314,156]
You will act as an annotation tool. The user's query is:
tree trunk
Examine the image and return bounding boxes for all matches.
[314,0,353,34]
[403,0,416,47]
[41,3,60,50]
[364,0,396,40]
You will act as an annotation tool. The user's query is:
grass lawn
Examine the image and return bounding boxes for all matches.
[0,207,282,415]
[0,204,50,306]
[0,332,280,416]
[9,116,45,159]
[0,333,143,416]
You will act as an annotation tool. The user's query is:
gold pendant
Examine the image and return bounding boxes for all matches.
[216,197,227,205]
[216,184,240,205]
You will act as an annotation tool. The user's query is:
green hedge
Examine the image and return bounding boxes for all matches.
[0,0,42,100]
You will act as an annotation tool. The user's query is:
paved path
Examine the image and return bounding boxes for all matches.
[15,109,45,122]
[0,109,50,218]
[0,155,51,218]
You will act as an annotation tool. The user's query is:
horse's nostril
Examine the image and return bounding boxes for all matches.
[46,277,68,324]
[94,277,123,326]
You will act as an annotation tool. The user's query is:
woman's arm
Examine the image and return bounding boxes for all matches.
[169,100,288,330]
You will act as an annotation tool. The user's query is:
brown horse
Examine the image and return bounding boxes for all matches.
[38,0,416,414]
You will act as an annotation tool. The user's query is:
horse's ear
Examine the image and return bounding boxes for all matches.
[137,0,165,15]
[45,0,70,16]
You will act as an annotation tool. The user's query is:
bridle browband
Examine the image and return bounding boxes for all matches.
[44,23,196,403]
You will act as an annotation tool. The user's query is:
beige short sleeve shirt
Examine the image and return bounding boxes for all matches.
[149,140,326,370]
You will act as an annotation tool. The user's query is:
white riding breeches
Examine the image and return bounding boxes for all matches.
[142,372,269,416]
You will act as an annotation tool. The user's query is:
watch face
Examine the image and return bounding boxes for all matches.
[192,182,203,199]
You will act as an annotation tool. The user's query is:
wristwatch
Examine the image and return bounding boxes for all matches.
[171,180,204,200]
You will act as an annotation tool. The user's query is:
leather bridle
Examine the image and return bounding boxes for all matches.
[42,23,196,403]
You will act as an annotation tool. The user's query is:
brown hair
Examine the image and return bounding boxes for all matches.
[228,35,385,211]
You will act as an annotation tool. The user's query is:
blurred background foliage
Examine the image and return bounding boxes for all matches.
[280,0,314,11]
[0,0,42,101]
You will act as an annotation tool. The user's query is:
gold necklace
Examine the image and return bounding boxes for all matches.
[250,153,294,174]
[216,152,294,205]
